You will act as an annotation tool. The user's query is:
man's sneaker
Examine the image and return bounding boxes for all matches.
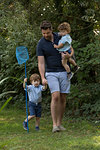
[35,126,39,131]
[23,121,27,130]
[52,126,60,133]
[67,72,74,80]
[73,66,80,73]
[58,125,66,131]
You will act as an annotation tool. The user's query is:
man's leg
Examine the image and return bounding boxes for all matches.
[57,71,70,130]
[57,93,66,127]
[51,91,61,132]
[45,72,70,132]
[51,91,60,127]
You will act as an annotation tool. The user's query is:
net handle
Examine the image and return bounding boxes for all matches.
[25,62,29,133]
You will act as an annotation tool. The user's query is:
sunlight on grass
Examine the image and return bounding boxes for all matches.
[0,108,100,150]
[93,135,100,146]
[0,117,5,121]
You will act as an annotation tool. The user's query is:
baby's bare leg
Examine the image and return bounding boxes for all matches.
[69,57,80,73]
[62,58,70,73]
[69,58,77,66]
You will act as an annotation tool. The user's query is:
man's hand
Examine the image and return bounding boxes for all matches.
[42,78,48,85]
[61,52,71,59]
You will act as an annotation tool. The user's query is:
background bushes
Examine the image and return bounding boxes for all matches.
[0,0,100,120]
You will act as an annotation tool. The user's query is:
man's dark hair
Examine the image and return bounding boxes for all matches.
[40,20,52,30]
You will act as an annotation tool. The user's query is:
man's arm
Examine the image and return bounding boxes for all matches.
[38,56,47,85]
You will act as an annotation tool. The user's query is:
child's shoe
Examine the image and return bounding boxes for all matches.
[73,66,80,73]
[67,72,74,80]
[23,121,27,130]
[35,126,39,131]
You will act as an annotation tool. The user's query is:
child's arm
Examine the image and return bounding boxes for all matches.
[23,78,27,89]
[54,43,64,49]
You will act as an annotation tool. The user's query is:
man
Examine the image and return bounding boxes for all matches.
[36,20,73,133]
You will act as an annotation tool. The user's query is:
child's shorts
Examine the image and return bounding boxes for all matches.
[67,49,71,54]
[28,101,42,117]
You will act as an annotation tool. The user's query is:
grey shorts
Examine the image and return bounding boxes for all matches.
[45,72,70,94]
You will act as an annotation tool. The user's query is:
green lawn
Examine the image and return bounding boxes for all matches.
[0,108,100,150]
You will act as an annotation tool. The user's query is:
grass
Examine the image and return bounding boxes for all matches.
[0,108,100,150]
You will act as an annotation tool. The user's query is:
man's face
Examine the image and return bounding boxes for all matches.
[41,28,52,41]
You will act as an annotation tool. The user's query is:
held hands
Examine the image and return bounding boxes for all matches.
[42,78,48,86]
[42,78,48,90]
[43,84,47,90]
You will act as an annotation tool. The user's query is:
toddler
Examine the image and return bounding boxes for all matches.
[23,73,47,131]
[54,22,80,80]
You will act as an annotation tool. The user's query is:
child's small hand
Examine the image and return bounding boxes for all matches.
[54,44,57,48]
[42,84,47,91]
[24,78,27,82]
[23,78,27,89]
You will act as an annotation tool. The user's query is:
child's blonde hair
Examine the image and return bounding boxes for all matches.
[58,22,71,33]
[30,73,40,83]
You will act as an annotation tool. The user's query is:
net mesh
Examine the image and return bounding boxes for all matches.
[16,46,29,64]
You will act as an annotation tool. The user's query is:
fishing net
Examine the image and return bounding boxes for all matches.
[16,46,29,132]
[16,46,29,65]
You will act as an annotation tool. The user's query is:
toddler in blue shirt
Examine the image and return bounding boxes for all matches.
[23,73,47,131]
[54,22,80,80]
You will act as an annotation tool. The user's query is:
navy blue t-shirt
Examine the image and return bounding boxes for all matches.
[36,32,65,72]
